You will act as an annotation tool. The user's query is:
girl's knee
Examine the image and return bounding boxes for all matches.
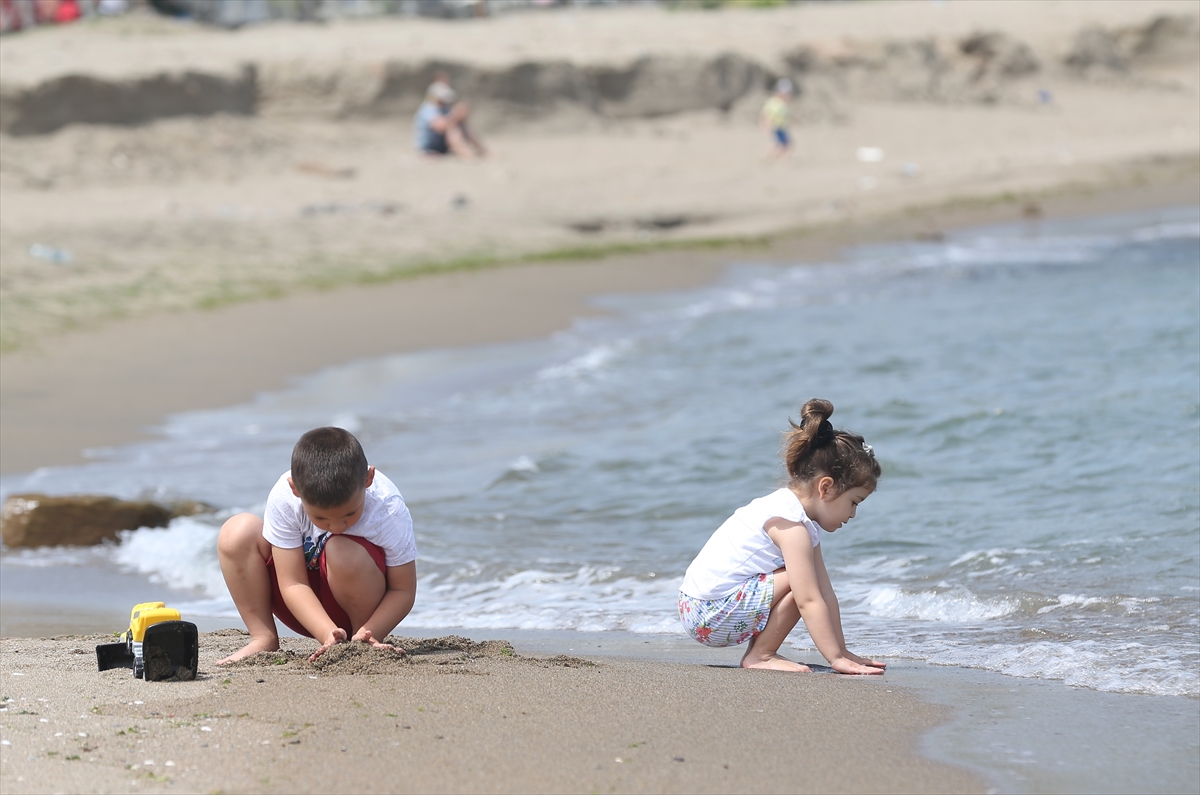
[770,568,793,603]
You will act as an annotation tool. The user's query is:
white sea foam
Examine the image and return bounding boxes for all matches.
[1036,593,1107,614]
[406,567,684,634]
[939,239,1100,266]
[838,555,927,577]
[99,534,688,635]
[949,547,1040,570]
[918,640,1200,697]
[537,341,630,380]
[507,456,540,474]
[666,280,784,322]
[659,220,1168,328]
[1131,221,1200,241]
[863,585,1021,621]
[109,517,227,597]
[1,545,110,567]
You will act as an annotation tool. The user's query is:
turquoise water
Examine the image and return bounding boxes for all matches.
[2,206,1197,700]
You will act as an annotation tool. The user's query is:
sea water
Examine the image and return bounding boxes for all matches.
[2,206,1197,703]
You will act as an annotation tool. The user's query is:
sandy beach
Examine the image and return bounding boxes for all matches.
[1,3,1198,794]
[0,632,985,795]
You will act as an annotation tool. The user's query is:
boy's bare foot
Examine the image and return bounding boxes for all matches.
[215,636,279,665]
[741,651,813,672]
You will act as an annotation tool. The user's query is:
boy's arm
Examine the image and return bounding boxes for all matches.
[813,545,885,669]
[273,545,344,654]
[353,561,417,645]
[768,520,881,675]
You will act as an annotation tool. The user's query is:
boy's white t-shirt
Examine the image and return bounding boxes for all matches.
[679,488,823,601]
[261,470,418,568]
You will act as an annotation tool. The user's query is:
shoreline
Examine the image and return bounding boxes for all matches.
[3,164,1197,476]
[2,629,1196,795]
[0,631,988,795]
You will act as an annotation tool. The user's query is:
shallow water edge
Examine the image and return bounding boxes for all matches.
[461,628,1200,795]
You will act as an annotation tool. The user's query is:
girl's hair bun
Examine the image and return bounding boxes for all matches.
[799,398,834,427]
[798,398,835,445]
[784,398,880,493]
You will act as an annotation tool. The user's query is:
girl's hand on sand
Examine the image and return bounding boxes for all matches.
[831,656,885,675]
[846,651,887,669]
[309,628,348,662]
[351,629,400,653]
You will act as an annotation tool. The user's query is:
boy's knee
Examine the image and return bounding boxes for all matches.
[324,536,380,577]
[218,513,263,555]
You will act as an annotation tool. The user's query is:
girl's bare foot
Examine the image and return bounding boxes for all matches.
[215,636,279,665]
[739,634,812,672]
[741,651,813,672]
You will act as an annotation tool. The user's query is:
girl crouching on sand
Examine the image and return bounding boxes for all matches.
[678,399,886,675]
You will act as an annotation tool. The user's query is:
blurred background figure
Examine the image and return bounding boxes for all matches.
[0,0,37,31]
[2,0,125,32]
[759,77,794,158]
[413,78,487,159]
[39,0,80,22]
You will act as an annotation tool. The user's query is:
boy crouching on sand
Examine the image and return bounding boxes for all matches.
[216,427,417,664]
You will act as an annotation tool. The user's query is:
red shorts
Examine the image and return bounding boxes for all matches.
[267,535,386,638]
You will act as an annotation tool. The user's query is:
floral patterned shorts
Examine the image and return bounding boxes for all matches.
[678,573,774,648]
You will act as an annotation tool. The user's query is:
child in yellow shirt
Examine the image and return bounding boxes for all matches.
[760,78,795,157]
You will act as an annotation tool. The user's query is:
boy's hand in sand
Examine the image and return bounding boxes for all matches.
[831,656,886,675]
[351,628,401,653]
[310,627,348,662]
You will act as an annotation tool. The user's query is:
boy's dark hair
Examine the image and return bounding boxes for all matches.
[290,427,369,508]
[783,399,881,495]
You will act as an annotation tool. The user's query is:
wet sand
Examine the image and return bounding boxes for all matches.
[0,632,984,795]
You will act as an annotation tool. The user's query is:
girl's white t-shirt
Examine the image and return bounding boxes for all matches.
[261,470,418,568]
[679,488,823,600]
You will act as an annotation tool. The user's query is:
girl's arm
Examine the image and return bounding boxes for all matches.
[272,545,346,657]
[812,544,847,649]
[352,561,417,647]
[813,545,885,669]
[769,521,881,675]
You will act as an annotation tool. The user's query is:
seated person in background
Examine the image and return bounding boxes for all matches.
[413,80,487,159]
[215,427,418,664]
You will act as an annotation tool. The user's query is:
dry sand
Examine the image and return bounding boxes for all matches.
[0,632,984,794]
[1,2,1198,401]
[2,2,1199,473]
